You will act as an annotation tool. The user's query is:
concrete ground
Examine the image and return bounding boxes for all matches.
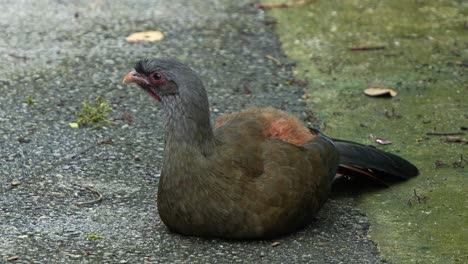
[0,1,404,263]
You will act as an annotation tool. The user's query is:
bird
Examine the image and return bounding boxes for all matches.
[123,58,419,239]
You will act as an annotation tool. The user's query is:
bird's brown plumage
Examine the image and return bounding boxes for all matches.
[157,106,338,238]
[123,58,418,239]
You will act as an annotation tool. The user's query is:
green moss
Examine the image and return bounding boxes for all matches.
[266,0,467,263]
[76,96,116,129]
[25,95,36,105]
[86,232,106,241]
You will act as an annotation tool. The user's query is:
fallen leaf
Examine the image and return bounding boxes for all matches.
[265,55,282,66]
[256,0,308,10]
[126,31,164,43]
[64,252,81,259]
[97,138,114,145]
[434,160,448,168]
[364,87,397,97]
[350,46,385,51]
[369,134,392,145]
[10,180,21,186]
[271,241,281,247]
[375,138,393,145]
[68,122,79,128]
[7,256,20,261]
[426,131,464,136]
[445,136,468,143]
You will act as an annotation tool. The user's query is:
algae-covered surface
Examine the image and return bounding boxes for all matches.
[266,0,467,263]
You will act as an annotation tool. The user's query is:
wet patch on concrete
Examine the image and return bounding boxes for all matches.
[266,0,467,263]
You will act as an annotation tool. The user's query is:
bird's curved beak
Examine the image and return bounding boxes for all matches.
[123,70,162,101]
[123,71,150,85]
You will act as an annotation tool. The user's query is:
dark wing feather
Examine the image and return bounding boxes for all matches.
[332,138,419,180]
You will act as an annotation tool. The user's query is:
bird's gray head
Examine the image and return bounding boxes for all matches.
[123,58,213,143]
[123,58,206,104]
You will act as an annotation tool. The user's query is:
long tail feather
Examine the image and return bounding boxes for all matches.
[333,138,419,180]
[308,127,419,181]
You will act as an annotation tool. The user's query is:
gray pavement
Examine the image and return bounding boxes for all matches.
[1,1,382,263]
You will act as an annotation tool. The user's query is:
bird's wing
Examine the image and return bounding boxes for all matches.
[210,108,339,235]
[213,107,338,183]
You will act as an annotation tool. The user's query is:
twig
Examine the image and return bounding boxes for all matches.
[413,189,421,202]
[8,53,30,61]
[271,241,281,247]
[460,154,467,164]
[453,154,468,168]
[426,131,464,136]
[7,256,20,261]
[434,160,448,168]
[256,0,309,10]
[408,189,429,206]
[350,46,385,51]
[414,189,428,203]
[445,136,467,143]
[265,55,282,66]
[75,185,103,206]
[97,138,114,145]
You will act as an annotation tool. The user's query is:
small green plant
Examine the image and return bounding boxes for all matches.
[75,96,116,129]
[25,95,36,105]
[86,232,106,241]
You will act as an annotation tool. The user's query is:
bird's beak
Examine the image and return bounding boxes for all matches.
[123,71,150,85]
[123,70,162,101]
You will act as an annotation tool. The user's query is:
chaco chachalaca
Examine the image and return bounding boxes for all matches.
[123,58,418,239]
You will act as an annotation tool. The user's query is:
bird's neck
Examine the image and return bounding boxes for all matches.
[158,94,215,199]
[161,94,215,155]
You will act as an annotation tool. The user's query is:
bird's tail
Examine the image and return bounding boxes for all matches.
[333,138,419,183]
[310,128,419,183]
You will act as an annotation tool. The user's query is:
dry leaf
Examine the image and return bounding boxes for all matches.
[375,138,392,145]
[271,241,281,247]
[126,31,164,43]
[350,46,385,51]
[256,0,308,10]
[364,87,397,97]
[265,55,282,66]
[11,180,21,186]
[445,136,467,143]
[68,122,79,128]
[369,134,393,145]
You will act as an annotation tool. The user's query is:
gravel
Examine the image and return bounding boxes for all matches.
[0,0,383,263]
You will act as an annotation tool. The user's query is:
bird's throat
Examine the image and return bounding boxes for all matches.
[161,95,215,155]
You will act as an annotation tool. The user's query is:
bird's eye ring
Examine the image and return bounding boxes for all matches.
[153,72,162,80]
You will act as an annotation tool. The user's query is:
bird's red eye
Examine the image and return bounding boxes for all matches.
[153,72,162,80]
